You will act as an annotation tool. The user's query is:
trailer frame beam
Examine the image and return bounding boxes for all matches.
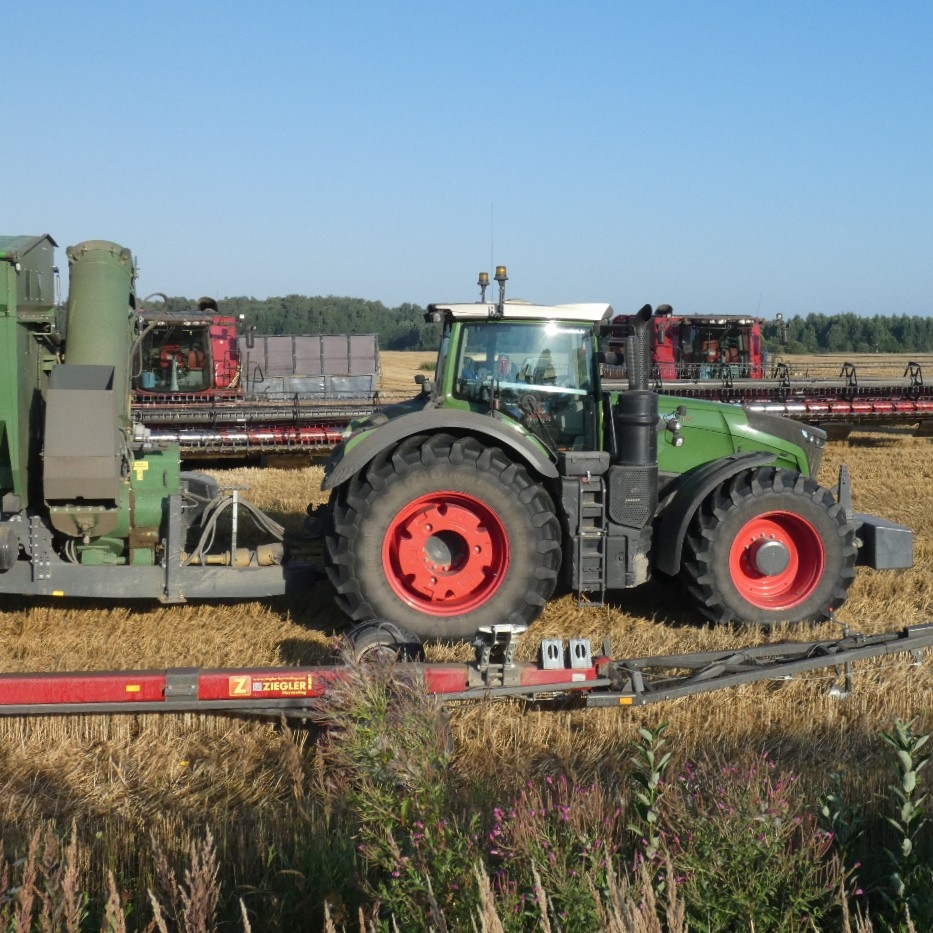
[0,624,929,719]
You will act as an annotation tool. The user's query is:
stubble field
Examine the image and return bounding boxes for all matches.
[0,351,931,925]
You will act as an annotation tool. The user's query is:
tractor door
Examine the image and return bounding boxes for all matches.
[450,322,598,451]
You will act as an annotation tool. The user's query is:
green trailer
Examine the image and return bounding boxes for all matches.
[0,237,311,600]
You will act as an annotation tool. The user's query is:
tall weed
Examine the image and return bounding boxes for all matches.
[663,751,839,932]
[313,650,479,928]
[486,774,627,929]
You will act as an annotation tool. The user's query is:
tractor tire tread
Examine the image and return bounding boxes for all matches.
[325,434,562,639]
[680,467,858,625]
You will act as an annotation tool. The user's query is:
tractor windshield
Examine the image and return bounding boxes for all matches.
[452,322,597,450]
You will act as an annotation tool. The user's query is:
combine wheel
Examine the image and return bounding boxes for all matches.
[681,467,857,625]
[326,434,562,640]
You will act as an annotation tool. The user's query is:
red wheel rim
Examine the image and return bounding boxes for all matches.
[383,491,510,615]
[728,511,825,611]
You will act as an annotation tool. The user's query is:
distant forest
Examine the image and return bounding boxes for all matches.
[763,313,933,354]
[160,294,933,354]
[161,294,442,351]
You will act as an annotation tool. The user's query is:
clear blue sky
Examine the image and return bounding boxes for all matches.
[7,1,932,317]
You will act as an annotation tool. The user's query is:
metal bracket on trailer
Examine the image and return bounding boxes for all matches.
[591,623,933,707]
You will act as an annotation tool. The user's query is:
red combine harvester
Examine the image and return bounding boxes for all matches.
[608,306,933,439]
[132,297,381,459]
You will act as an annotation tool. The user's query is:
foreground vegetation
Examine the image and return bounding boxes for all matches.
[0,675,930,932]
[0,432,931,930]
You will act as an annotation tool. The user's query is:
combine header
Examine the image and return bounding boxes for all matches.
[608,306,933,438]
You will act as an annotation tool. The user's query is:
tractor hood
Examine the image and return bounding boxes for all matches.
[657,396,826,479]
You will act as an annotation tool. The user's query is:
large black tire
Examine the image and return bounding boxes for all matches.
[680,467,857,626]
[325,434,562,640]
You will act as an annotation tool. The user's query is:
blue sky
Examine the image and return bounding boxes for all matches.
[7,1,932,317]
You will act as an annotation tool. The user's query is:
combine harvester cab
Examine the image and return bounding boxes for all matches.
[609,305,765,381]
[134,298,242,396]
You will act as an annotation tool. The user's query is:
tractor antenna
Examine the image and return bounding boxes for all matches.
[490,203,495,275]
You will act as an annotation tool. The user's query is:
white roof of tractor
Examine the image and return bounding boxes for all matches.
[429,300,614,323]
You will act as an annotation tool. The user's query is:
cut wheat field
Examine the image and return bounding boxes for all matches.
[0,351,931,926]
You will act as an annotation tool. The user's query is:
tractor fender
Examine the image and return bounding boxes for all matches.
[653,451,776,576]
[322,408,559,491]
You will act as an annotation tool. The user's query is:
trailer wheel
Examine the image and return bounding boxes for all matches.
[326,434,562,640]
[347,620,425,663]
[681,468,857,625]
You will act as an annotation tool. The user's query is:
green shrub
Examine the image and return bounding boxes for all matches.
[663,752,839,932]
[312,651,480,929]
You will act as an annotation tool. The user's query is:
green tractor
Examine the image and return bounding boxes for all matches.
[322,268,911,640]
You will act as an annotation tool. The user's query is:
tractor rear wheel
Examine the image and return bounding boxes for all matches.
[680,467,857,625]
[326,434,562,640]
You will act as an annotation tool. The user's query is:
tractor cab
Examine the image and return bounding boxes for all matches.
[428,295,610,452]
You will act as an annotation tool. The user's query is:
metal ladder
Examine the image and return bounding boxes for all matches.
[575,477,607,607]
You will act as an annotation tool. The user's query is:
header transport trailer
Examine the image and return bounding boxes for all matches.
[0,237,912,644]
[0,621,931,718]
[607,305,933,438]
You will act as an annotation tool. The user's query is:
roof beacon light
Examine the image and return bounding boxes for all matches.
[478,271,490,302]
[494,265,508,318]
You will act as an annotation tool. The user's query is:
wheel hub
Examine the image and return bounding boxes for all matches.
[749,538,791,576]
[383,492,510,615]
[421,529,467,568]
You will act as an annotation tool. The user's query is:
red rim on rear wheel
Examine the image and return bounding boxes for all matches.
[728,511,825,610]
[382,492,510,615]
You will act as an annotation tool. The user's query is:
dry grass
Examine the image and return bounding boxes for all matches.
[377,350,436,397]
[0,364,931,920]
[774,352,933,380]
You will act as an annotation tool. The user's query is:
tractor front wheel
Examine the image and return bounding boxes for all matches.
[326,434,562,640]
[680,468,857,625]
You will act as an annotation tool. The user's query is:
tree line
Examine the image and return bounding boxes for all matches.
[160,293,442,350]
[159,294,933,354]
[763,312,933,354]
